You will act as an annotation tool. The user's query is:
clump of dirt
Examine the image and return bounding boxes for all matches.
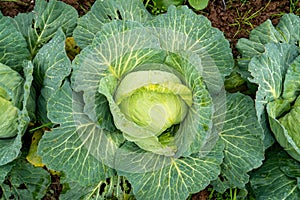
[202,0,291,57]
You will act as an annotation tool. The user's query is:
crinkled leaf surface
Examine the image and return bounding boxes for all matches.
[0,13,30,72]
[12,0,78,57]
[33,29,71,123]
[0,158,51,200]
[74,0,151,48]
[250,145,300,200]
[212,93,264,192]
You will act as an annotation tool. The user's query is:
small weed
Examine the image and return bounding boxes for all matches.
[230,0,271,38]
[207,187,238,200]
[289,0,300,14]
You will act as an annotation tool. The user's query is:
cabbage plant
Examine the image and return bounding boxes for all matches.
[0,0,77,198]
[237,13,300,162]
[237,13,300,199]
[38,0,264,199]
[0,13,33,166]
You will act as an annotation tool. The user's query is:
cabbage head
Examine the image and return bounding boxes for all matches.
[38,0,264,199]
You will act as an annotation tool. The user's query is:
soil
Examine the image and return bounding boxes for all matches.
[0,0,298,199]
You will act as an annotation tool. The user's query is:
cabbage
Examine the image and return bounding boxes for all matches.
[237,13,300,162]
[38,0,265,199]
[237,13,300,199]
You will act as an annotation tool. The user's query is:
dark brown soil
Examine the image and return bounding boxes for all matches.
[202,0,292,57]
[0,0,298,199]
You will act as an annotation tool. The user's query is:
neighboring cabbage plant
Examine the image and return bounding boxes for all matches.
[38,0,264,199]
[0,0,77,198]
[237,13,300,162]
[237,13,300,199]
[0,12,33,167]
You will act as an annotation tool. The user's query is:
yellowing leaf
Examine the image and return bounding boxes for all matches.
[65,37,80,60]
[26,130,44,167]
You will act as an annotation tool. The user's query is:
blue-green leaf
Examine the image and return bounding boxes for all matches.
[0,13,30,72]
[33,29,71,123]
[250,145,300,200]
[212,93,264,192]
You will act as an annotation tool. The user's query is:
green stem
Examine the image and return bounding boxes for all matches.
[29,122,53,133]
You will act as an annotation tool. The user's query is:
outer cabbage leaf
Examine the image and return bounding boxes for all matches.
[0,13,30,72]
[12,0,78,57]
[150,6,233,78]
[0,62,33,166]
[38,81,116,186]
[0,158,51,200]
[73,0,152,48]
[248,42,300,162]
[33,29,72,123]
[59,175,135,200]
[118,141,224,200]
[212,93,264,192]
[249,145,300,200]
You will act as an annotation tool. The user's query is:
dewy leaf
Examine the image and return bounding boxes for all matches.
[38,81,116,186]
[0,158,51,200]
[248,43,298,122]
[282,55,300,101]
[236,14,300,77]
[12,0,78,57]
[250,145,300,200]
[0,13,30,72]
[211,93,264,192]
[74,0,152,48]
[276,13,300,44]
[118,140,224,200]
[33,29,71,123]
